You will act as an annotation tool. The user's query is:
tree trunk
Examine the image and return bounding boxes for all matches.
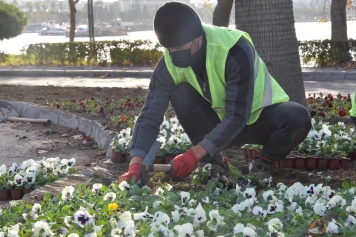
[68,0,79,42]
[331,0,347,40]
[213,0,234,27]
[235,0,307,107]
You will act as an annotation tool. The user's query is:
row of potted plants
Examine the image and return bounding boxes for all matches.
[242,146,351,170]
[0,157,76,200]
[242,119,355,170]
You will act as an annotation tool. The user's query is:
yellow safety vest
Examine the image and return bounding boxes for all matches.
[164,24,289,125]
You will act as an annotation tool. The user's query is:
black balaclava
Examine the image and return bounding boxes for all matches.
[154,2,204,48]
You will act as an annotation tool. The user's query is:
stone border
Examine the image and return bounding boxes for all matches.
[3,100,114,158]
[0,100,118,207]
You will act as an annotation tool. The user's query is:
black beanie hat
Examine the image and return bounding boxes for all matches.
[154,1,204,48]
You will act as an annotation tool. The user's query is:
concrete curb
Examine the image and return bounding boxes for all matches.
[1,68,356,81]
[3,100,114,159]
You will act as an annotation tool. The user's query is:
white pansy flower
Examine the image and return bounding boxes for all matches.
[206,210,225,231]
[14,174,24,187]
[67,158,76,167]
[195,230,204,237]
[285,182,305,201]
[154,187,164,196]
[263,190,275,201]
[64,216,72,227]
[74,208,95,227]
[117,211,136,236]
[202,163,211,172]
[313,199,327,216]
[234,223,257,237]
[10,200,19,207]
[232,199,254,213]
[134,206,154,220]
[68,234,80,237]
[188,199,197,207]
[327,219,339,233]
[180,191,190,205]
[173,223,194,237]
[24,172,36,185]
[171,209,180,222]
[326,195,346,209]
[61,186,75,201]
[268,218,283,231]
[252,206,267,218]
[235,184,241,195]
[118,180,131,191]
[92,183,103,194]
[152,200,162,208]
[194,203,207,227]
[164,183,173,191]
[150,211,170,228]
[267,201,284,214]
[31,203,41,215]
[84,232,97,237]
[33,221,54,237]
[160,120,169,130]
[202,197,209,203]
[111,228,122,236]
[277,183,287,191]
[243,188,256,199]
[104,192,116,201]
[345,215,356,228]
[169,117,179,125]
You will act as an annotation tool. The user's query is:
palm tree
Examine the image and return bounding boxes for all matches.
[331,0,347,40]
[212,0,233,26]
[234,0,307,107]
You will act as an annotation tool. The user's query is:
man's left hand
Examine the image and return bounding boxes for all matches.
[170,149,199,178]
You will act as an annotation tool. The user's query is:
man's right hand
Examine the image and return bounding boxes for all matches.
[118,163,141,184]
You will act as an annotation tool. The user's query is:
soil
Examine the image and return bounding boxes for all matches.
[0,84,355,190]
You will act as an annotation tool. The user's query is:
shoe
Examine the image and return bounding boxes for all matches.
[248,156,274,181]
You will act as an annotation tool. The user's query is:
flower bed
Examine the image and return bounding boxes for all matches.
[2,166,356,236]
[111,116,191,163]
[0,157,76,201]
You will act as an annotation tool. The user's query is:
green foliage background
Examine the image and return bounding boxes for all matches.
[0,0,27,40]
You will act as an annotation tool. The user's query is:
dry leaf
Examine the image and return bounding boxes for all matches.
[37,150,48,154]
[83,134,94,144]
[100,73,110,79]
[72,134,82,140]
[94,150,106,157]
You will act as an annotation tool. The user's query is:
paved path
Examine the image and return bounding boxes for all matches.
[0,66,355,81]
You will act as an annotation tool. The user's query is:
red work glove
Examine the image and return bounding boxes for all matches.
[118,163,140,183]
[171,149,199,178]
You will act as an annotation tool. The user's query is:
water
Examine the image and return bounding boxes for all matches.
[1,21,356,55]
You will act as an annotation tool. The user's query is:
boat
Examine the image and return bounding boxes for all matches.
[38,20,67,36]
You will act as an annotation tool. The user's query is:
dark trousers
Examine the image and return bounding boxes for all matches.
[170,83,311,161]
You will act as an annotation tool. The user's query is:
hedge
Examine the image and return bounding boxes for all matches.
[9,39,356,67]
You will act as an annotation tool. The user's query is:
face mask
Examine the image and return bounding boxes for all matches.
[170,47,192,68]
